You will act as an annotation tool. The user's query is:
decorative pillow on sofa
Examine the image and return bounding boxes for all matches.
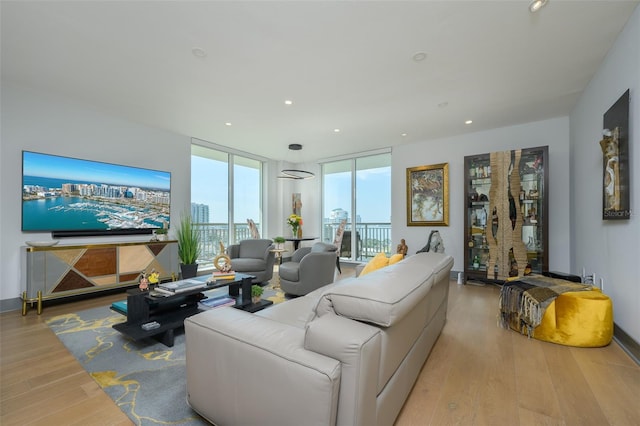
[359,253,405,277]
[359,252,389,276]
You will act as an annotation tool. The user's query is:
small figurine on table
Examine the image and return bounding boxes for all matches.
[396,239,408,257]
[213,242,233,273]
[148,269,160,285]
[139,272,149,291]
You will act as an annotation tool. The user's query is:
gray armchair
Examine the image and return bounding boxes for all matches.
[279,242,337,296]
[228,239,275,284]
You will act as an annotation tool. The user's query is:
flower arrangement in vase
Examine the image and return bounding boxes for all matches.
[287,214,303,238]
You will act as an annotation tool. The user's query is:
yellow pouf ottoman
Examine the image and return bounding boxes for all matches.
[533,289,613,347]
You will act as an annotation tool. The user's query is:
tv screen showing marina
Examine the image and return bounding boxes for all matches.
[22,151,171,232]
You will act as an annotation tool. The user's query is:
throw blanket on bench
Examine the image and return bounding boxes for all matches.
[499,275,591,337]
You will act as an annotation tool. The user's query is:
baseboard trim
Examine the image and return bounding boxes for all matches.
[614,323,640,366]
[0,297,22,313]
[0,285,139,315]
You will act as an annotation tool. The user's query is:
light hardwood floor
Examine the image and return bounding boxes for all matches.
[396,281,640,426]
[1,271,639,425]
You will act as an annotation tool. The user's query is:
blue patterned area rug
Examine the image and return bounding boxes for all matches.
[46,283,286,426]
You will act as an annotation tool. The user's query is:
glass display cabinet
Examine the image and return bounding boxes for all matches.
[464,146,548,283]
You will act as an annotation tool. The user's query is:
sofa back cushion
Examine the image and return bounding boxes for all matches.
[311,242,338,253]
[239,239,271,258]
[315,253,453,327]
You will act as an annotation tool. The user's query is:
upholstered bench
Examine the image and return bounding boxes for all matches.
[533,288,613,347]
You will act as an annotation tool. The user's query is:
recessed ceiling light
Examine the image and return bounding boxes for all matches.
[529,0,548,13]
[284,100,293,105]
[334,128,340,133]
[225,122,232,126]
[412,51,427,62]
[192,47,207,58]
[401,133,408,137]
[465,120,473,125]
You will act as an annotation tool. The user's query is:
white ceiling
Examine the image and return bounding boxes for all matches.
[2,1,638,163]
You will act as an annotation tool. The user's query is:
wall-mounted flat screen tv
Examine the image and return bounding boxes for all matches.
[22,151,171,238]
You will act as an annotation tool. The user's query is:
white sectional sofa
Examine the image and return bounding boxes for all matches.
[184,252,454,426]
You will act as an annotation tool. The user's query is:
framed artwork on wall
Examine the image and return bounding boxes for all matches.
[600,89,630,220]
[406,163,449,226]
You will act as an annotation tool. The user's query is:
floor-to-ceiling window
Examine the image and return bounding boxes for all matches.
[191,142,263,267]
[233,155,262,238]
[322,151,391,261]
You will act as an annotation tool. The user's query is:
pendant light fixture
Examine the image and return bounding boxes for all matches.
[278,144,315,180]
[528,0,548,13]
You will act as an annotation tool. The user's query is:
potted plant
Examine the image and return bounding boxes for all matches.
[155,228,168,241]
[176,214,201,278]
[251,284,264,304]
[273,236,285,250]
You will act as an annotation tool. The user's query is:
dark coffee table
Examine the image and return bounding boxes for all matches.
[112,273,272,346]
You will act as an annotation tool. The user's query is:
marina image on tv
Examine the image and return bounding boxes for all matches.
[22,151,171,232]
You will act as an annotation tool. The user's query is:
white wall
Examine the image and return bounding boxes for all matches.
[266,159,322,254]
[271,161,323,253]
[570,5,639,343]
[0,83,191,306]
[392,117,571,275]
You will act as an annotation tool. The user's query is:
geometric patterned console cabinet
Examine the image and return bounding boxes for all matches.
[21,240,179,315]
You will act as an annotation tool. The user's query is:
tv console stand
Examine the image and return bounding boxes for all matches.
[21,240,179,315]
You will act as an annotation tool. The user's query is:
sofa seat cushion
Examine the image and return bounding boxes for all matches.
[316,253,453,327]
[231,258,266,272]
[279,261,300,281]
[259,282,341,329]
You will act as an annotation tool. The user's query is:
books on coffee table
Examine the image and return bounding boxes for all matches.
[199,296,236,310]
[111,300,127,315]
[157,279,207,294]
[211,271,237,281]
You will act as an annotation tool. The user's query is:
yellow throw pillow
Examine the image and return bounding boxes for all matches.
[388,254,404,265]
[360,252,389,276]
